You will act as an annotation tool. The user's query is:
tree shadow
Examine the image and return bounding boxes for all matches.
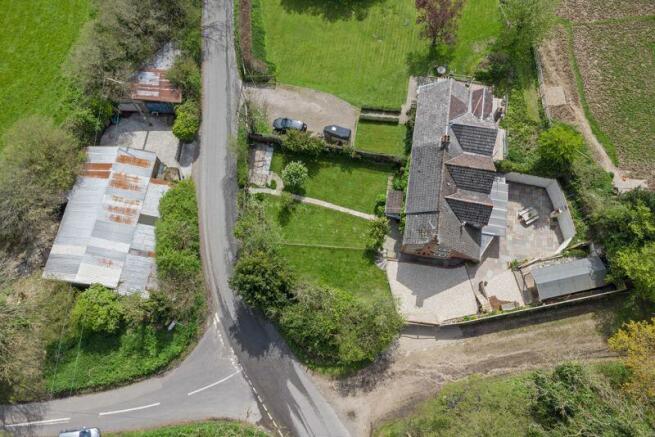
[406,44,453,77]
[279,0,386,22]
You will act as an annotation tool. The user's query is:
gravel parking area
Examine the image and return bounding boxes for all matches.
[245,84,359,137]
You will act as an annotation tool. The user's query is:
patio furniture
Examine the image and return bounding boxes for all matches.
[524,214,540,226]
[520,207,540,225]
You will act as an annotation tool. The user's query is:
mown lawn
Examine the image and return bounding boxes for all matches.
[0,0,90,144]
[262,195,392,305]
[260,0,502,108]
[270,150,394,213]
[108,420,267,436]
[356,121,407,156]
[570,17,655,179]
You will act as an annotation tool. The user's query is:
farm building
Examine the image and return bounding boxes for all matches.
[43,147,170,295]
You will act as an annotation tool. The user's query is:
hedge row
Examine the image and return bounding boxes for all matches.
[237,0,272,80]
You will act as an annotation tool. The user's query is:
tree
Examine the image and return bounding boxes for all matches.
[0,116,82,248]
[167,55,201,100]
[366,217,390,251]
[281,161,309,192]
[592,201,655,257]
[498,0,555,64]
[173,100,200,143]
[608,318,655,403]
[229,250,295,318]
[415,0,464,46]
[536,123,584,176]
[612,243,655,303]
[70,285,125,334]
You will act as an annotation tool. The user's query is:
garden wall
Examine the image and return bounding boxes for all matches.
[505,172,576,253]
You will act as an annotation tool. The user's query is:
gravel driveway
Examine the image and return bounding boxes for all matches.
[245,84,359,137]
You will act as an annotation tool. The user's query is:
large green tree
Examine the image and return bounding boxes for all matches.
[536,123,584,177]
[70,285,125,334]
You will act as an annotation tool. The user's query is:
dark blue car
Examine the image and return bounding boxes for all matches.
[273,117,307,133]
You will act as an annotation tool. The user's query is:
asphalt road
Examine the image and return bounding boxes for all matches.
[1,0,351,435]
[195,0,351,435]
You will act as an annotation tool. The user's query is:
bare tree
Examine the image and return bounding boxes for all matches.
[415,0,464,46]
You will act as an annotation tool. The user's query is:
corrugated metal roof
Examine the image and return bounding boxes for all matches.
[532,256,607,301]
[130,68,182,104]
[44,147,169,295]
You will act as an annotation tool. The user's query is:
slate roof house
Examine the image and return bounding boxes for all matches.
[397,78,508,264]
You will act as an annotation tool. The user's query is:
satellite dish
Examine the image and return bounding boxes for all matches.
[436,65,447,76]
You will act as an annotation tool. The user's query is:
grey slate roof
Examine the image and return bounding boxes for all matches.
[532,256,607,301]
[402,79,504,261]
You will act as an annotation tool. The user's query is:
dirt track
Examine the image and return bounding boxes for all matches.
[314,297,621,436]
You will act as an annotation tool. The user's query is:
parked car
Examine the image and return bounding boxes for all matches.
[273,117,307,133]
[59,427,101,437]
[323,125,352,144]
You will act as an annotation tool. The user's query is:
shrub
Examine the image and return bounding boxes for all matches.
[279,284,402,367]
[281,161,309,192]
[0,116,83,247]
[609,318,655,403]
[366,217,390,251]
[283,130,325,156]
[173,100,200,143]
[536,123,584,177]
[167,56,201,100]
[374,194,386,217]
[229,250,296,318]
[70,285,125,334]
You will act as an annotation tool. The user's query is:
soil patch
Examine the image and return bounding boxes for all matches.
[558,0,655,22]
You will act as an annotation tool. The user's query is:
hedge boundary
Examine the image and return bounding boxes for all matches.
[237,0,273,82]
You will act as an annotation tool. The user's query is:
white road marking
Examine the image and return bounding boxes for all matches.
[187,369,241,396]
[5,417,71,428]
[98,402,160,416]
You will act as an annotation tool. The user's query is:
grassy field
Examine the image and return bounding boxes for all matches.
[260,0,502,108]
[570,17,655,180]
[0,0,90,144]
[108,420,267,436]
[355,121,407,156]
[376,362,653,436]
[271,150,394,213]
[262,195,391,305]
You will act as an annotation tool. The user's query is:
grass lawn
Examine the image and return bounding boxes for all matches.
[270,150,395,213]
[262,195,392,305]
[376,363,652,436]
[570,17,655,179]
[260,0,502,108]
[107,420,267,436]
[44,323,198,396]
[355,121,407,156]
[0,0,90,144]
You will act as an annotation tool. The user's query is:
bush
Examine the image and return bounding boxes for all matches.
[70,285,125,334]
[167,56,201,100]
[366,217,390,251]
[173,100,200,143]
[230,250,296,318]
[283,130,325,156]
[279,284,402,367]
[536,123,584,177]
[281,161,308,192]
[236,0,274,81]
[609,318,655,403]
[374,194,386,217]
[0,116,83,247]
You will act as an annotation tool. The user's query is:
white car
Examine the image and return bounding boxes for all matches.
[59,427,101,437]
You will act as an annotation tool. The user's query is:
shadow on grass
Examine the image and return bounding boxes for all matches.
[406,44,453,77]
[279,0,385,21]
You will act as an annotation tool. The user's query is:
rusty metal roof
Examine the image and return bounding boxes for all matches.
[44,147,170,295]
[130,68,182,104]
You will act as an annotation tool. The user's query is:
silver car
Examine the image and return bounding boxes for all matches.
[59,427,101,437]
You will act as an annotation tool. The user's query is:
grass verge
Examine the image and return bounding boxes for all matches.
[270,150,394,213]
[107,420,268,436]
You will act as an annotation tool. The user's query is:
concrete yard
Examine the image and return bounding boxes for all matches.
[387,260,477,324]
[100,114,196,178]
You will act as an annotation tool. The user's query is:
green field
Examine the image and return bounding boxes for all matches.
[108,420,267,436]
[263,195,391,305]
[271,150,394,213]
[0,0,90,144]
[356,121,407,156]
[260,0,502,108]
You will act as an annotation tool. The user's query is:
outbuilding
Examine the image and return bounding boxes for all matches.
[531,256,607,301]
